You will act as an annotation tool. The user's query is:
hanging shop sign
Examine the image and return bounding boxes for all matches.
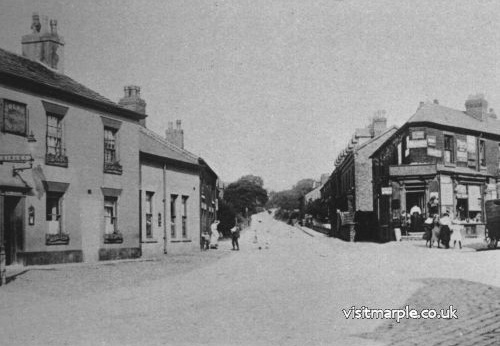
[0,154,32,163]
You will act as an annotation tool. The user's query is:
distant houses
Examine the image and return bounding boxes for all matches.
[0,13,218,282]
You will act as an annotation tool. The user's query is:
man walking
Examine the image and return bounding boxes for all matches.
[231,224,240,250]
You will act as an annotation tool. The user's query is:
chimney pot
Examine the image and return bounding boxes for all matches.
[31,12,41,33]
[50,19,57,35]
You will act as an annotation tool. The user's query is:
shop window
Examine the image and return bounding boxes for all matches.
[444,135,455,164]
[479,140,486,167]
[2,99,28,136]
[145,191,154,239]
[182,196,188,238]
[170,195,178,238]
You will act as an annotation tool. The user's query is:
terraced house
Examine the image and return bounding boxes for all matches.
[371,96,500,242]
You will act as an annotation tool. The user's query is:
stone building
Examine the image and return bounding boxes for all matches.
[371,97,500,242]
[321,114,397,240]
[0,14,146,276]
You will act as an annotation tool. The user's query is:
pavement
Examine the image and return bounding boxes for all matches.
[0,212,499,346]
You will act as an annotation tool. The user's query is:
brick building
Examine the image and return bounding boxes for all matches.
[322,115,397,240]
[371,96,500,241]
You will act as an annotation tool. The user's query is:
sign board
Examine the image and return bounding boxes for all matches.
[381,187,393,195]
[427,148,442,157]
[0,154,32,163]
[408,139,427,149]
[427,136,436,147]
[411,131,425,140]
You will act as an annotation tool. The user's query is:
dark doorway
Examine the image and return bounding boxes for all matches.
[406,191,425,215]
[3,196,24,265]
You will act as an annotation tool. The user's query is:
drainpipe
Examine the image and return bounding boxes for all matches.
[163,162,167,254]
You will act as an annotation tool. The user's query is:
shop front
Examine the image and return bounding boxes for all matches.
[381,163,495,240]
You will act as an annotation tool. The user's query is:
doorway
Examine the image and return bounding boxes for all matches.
[406,191,425,215]
[3,196,24,265]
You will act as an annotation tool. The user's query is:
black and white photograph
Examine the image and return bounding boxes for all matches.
[1,1,500,345]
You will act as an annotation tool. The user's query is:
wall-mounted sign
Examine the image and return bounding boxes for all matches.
[457,139,467,152]
[0,154,32,163]
[467,135,476,153]
[427,148,442,157]
[457,151,468,162]
[411,131,425,140]
[408,139,428,148]
[427,136,436,147]
[381,187,393,195]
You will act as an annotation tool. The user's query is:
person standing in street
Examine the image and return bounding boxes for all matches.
[210,220,220,249]
[231,224,240,250]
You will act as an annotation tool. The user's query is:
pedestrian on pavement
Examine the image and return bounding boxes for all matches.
[210,219,220,249]
[202,229,211,250]
[231,224,240,250]
[450,215,463,249]
[439,212,451,249]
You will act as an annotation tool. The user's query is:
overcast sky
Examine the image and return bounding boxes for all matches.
[1,0,500,191]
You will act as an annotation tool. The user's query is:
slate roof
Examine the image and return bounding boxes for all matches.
[139,126,199,167]
[0,47,145,121]
[407,103,500,137]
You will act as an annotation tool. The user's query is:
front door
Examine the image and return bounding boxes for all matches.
[3,196,24,265]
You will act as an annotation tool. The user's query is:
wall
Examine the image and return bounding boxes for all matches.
[140,158,200,257]
[0,84,141,264]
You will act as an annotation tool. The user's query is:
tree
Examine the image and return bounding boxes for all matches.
[293,178,316,197]
[223,175,268,215]
[239,175,264,188]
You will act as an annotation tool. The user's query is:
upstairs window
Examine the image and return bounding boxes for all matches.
[479,139,486,167]
[104,128,117,163]
[101,117,122,175]
[2,99,28,136]
[43,101,68,167]
[444,135,455,164]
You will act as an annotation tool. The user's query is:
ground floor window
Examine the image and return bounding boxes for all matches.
[145,191,154,238]
[170,194,177,238]
[46,193,62,235]
[182,196,188,238]
[104,196,117,234]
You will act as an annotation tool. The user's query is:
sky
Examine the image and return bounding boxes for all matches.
[1,0,500,191]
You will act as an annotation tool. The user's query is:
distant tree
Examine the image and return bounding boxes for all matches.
[305,198,329,221]
[223,176,268,216]
[217,199,236,238]
[293,178,316,197]
[239,175,264,188]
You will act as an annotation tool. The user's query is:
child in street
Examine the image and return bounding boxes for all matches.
[231,224,240,250]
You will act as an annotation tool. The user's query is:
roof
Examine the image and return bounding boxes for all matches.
[139,127,199,167]
[0,48,145,121]
[407,103,500,137]
[355,125,398,155]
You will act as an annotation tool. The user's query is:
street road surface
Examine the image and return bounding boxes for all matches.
[1,212,500,345]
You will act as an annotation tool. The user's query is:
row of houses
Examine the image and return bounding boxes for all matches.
[321,96,500,242]
[0,13,218,283]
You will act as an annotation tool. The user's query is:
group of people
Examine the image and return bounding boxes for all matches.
[402,196,463,249]
[201,219,241,251]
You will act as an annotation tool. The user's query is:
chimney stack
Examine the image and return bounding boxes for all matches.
[118,85,147,126]
[165,120,184,149]
[465,94,488,121]
[371,110,387,136]
[22,12,64,71]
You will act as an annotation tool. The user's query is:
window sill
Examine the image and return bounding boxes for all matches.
[171,239,192,243]
[103,162,123,175]
[104,232,123,244]
[141,239,158,243]
[443,163,456,168]
[46,233,70,245]
[45,154,68,167]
